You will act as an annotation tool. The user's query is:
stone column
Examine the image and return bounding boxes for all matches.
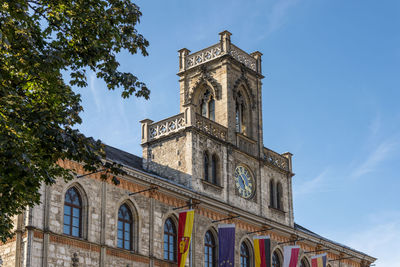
[178,48,191,72]
[140,119,154,145]
[219,30,232,53]
[99,181,107,267]
[250,51,263,74]
[184,105,196,127]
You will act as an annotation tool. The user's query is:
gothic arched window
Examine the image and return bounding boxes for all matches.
[204,152,209,182]
[211,154,218,185]
[64,187,82,237]
[235,91,247,134]
[269,180,275,208]
[117,204,133,250]
[272,251,281,267]
[276,182,283,210]
[200,89,215,121]
[209,98,215,120]
[300,258,310,267]
[163,218,177,262]
[240,242,250,267]
[204,231,216,267]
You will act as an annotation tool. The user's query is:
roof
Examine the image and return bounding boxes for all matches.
[294,223,373,259]
[103,144,374,260]
[104,145,143,170]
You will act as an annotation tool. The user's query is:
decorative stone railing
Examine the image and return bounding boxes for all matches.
[236,133,257,156]
[263,148,290,172]
[230,44,257,72]
[148,114,186,141]
[195,113,227,141]
[186,43,222,70]
[180,31,261,74]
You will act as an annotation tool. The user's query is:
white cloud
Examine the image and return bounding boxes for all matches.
[351,140,398,179]
[344,212,400,267]
[294,168,334,197]
[261,0,301,38]
[368,114,381,138]
[89,72,103,112]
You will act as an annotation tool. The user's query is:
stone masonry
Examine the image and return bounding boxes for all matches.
[0,31,376,267]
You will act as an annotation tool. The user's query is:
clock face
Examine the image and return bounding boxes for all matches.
[234,165,254,199]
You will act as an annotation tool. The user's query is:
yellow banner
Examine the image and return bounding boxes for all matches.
[178,210,194,267]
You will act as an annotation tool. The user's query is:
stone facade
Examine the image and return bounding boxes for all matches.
[0,31,376,267]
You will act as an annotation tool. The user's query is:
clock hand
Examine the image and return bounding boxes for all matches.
[240,175,250,192]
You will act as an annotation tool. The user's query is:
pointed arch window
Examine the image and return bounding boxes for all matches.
[235,91,247,134]
[200,89,215,121]
[64,187,82,237]
[276,182,283,210]
[211,154,218,185]
[204,152,209,182]
[240,242,250,267]
[163,218,177,262]
[269,180,274,208]
[300,258,310,267]
[204,231,216,267]
[272,251,281,267]
[117,204,133,250]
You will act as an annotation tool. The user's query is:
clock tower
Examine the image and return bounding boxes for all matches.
[141,31,294,227]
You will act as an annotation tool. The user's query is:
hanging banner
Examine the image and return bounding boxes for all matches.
[177,210,194,267]
[218,224,236,267]
[283,245,300,267]
[311,253,327,267]
[253,235,271,267]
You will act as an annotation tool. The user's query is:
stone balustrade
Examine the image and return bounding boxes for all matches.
[194,113,228,141]
[182,43,258,73]
[148,114,186,141]
[229,44,257,72]
[186,44,222,70]
[263,148,290,172]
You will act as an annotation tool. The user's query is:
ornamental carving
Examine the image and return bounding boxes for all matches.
[185,66,221,105]
[186,44,222,69]
[230,45,257,72]
[232,70,256,110]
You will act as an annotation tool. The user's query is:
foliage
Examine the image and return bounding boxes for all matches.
[0,0,149,242]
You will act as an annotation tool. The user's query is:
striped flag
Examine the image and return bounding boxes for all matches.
[177,210,194,267]
[311,254,327,267]
[218,224,235,267]
[253,236,271,267]
[283,246,300,267]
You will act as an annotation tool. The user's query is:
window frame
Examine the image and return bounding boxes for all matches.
[117,203,134,250]
[163,217,177,262]
[204,230,217,267]
[272,250,282,267]
[63,187,83,238]
[240,242,251,267]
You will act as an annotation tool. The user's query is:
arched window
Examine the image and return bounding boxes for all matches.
[269,180,275,208]
[163,218,177,262]
[235,91,246,134]
[211,154,218,185]
[209,98,215,121]
[300,258,310,267]
[204,231,216,267]
[204,152,209,181]
[200,89,215,121]
[276,182,283,210]
[272,251,281,267]
[117,204,133,250]
[240,242,250,267]
[64,187,82,237]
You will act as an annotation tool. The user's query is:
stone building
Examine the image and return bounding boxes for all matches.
[0,31,376,267]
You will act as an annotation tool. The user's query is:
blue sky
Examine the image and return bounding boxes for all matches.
[73,1,400,265]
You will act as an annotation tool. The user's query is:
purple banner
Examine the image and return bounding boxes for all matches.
[218,224,235,267]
